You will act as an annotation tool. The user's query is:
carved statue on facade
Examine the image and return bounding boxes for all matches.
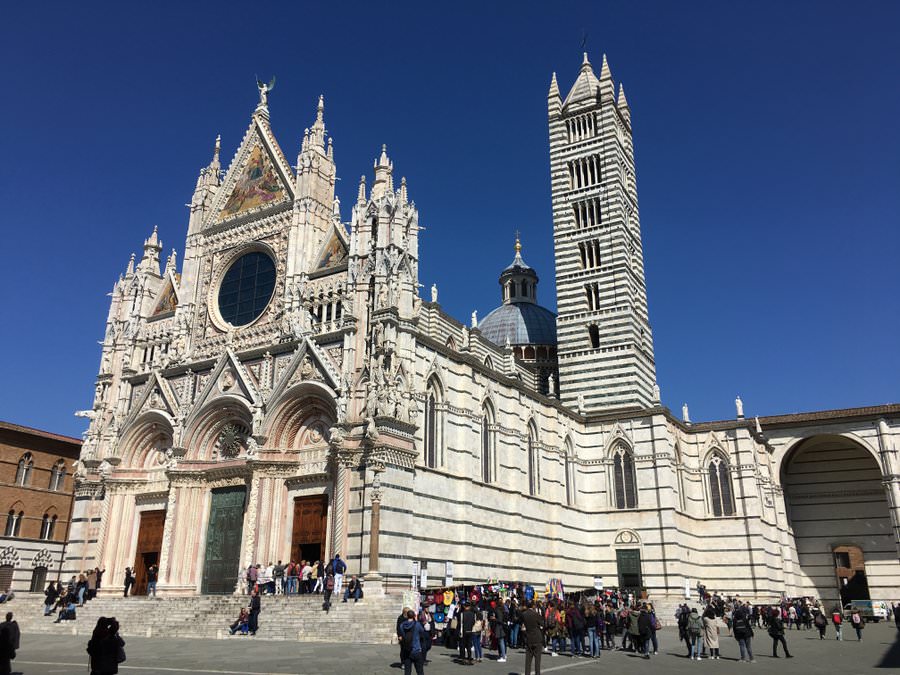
[431,284,438,303]
[364,416,379,442]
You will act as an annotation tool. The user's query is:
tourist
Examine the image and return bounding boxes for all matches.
[313,559,324,594]
[687,607,703,660]
[702,606,720,659]
[831,606,843,640]
[263,562,275,595]
[284,561,296,595]
[627,605,641,654]
[322,572,335,611]
[146,565,158,597]
[603,604,616,650]
[585,603,600,657]
[228,607,250,635]
[399,608,427,675]
[471,608,484,663]
[332,554,347,597]
[0,611,20,675]
[248,589,260,635]
[814,609,827,638]
[731,601,755,662]
[273,561,284,595]
[648,602,660,655]
[301,560,313,594]
[246,564,258,595]
[419,606,433,663]
[893,602,900,630]
[86,616,125,675]
[87,568,98,600]
[849,610,865,641]
[44,581,59,616]
[492,597,507,662]
[54,597,77,623]
[122,568,134,597]
[768,606,792,658]
[460,602,476,664]
[77,573,88,605]
[521,600,545,675]
[342,575,361,602]
[507,599,521,650]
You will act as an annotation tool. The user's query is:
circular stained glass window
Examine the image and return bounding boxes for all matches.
[217,251,276,326]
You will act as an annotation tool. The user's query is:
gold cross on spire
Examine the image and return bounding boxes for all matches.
[514,230,521,253]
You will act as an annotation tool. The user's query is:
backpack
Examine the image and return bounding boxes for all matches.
[401,625,415,652]
[688,615,702,636]
[546,609,558,629]
[325,575,335,591]
[832,613,842,625]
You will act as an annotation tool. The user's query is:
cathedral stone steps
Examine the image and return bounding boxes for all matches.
[9,593,400,643]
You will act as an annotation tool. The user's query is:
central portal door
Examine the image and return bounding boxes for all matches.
[291,495,328,564]
[616,548,643,593]
[202,486,246,594]
[133,509,165,595]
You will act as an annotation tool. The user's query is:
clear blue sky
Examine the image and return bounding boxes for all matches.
[1,1,897,438]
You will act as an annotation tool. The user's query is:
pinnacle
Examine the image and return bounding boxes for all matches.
[599,54,612,81]
[617,83,629,108]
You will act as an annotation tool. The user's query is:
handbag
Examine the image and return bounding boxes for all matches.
[117,644,127,664]
[473,619,483,633]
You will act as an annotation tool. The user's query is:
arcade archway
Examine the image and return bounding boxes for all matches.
[782,434,896,605]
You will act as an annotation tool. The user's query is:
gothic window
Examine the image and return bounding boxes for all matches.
[40,514,51,540]
[481,405,494,484]
[612,446,638,509]
[15,453,33,486]
[217,251,276,327]
[564,449,575,507]
[423,382,442,469]
[527,423,540,496]
[49,460,66,492]
[5,510,23,537]
[708,454,735,517]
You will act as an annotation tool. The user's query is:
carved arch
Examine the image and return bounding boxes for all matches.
[118,411,175,470]
[265,383,336,450]
[182,397,254,461]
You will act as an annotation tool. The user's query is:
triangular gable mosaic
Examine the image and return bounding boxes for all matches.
[217,130,290,223]
[151,273,179,317]
[314,226,349,271]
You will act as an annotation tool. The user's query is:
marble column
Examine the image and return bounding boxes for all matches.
[364,470,385,596]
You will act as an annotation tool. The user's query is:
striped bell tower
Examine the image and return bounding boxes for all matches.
[549,53,657,413]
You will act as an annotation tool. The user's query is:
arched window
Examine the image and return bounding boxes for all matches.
[423,387,439,469]
[708,454,735,517]
[564,439,576,506]
[612,445,638,509]
[40,513,57,540]
[481,412,492,484]
[4,511,15,537]
[527,423,540,496]
[15,453,33,486]
[5,510,23,537]
[49,460,66,491]
[588,324,600,349]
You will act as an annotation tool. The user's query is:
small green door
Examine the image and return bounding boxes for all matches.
[616,548,642,591]
[202,486,246,594]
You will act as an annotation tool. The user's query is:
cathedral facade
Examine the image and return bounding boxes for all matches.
[69,56,900,605]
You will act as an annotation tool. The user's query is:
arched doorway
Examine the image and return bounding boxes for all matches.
[782,435,897,605]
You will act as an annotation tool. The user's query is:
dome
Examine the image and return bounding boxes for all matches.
[480,302,557,347]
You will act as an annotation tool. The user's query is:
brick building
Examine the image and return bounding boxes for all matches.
[0,421,80,592]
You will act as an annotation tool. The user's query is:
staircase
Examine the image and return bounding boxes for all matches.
[9,592,400,643]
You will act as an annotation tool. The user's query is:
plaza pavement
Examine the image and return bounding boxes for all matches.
[8,624,899,674]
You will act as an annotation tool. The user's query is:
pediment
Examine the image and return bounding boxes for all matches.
[151,271,180,317]
[190,350,261,414]
[208,116,294,226]
[312,224,349,272]
[125,370,179,426]
[269,338,340,405]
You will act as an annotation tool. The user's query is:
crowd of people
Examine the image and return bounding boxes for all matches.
[395,587,900,674]
[239,554,350,599]
[40,567,106,623]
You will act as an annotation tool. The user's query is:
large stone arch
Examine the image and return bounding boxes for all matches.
[118,412,175,470]
[182,396,253,461]
[264,382,336,451]
[780,433,900,604]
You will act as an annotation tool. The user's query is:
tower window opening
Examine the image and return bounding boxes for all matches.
[588,324,600,349]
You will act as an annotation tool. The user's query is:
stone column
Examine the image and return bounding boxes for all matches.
[331,450,355,560]
[364,469,385,597]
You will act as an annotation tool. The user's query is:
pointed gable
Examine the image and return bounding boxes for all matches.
[210,114,294,226]
[313,225,349,271]
[151,272,180,317]
[563,55,601,108]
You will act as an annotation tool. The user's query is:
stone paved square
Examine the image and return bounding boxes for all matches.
[8,624,899,674]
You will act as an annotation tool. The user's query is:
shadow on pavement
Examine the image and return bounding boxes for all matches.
[876,631,900,668]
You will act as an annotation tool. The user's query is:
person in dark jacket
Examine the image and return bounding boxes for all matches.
[732,602,755,662]
[248,589,261,635]
[459,603,476,665]
[44,581,60,616]
[520,601,545,675]
[768,608,793,658]
[397,607,412,663]
[566,602,585,656]
[86,616,125,675]
[637,605,653,658]
[122,568,134,597]
[0,612,20,675]
[398,609,427,675]
[492,601,508,662]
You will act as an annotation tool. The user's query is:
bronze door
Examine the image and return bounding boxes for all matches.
[291,495,328,564]
[202,486,246,594]
[133,510,165,595]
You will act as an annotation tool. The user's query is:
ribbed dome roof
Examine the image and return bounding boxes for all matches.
[480,302,557,347]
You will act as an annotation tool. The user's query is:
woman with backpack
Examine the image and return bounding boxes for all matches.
[850,610,865,641]
[831,607,843,640]
[731,601,755,663]
[687,607,703,660]
[813,610,828,639]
